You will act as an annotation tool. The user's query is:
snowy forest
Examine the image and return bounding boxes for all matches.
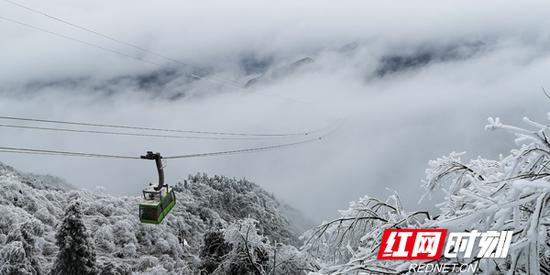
[1,114,550,274]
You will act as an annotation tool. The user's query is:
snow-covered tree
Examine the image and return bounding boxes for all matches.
[51,200,97,275]
[199,231,231,273]
[0,219,44,275]
[204,218,316,275]
[304,116,550,274]
[0,241,35,275]
[97,260,131,275]
[302,194,423,273]
[216,218,271,274]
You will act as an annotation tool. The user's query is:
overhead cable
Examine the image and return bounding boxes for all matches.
[0,15,162,66]
[0,134,325,160]
[0,115,318,137]
[2,0,243,87]
[0,123,306,141]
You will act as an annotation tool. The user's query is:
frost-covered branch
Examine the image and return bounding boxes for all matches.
[304,116,550,274]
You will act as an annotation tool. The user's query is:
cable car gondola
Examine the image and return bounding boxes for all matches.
[139,151,176,224]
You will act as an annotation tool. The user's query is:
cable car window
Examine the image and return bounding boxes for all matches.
[162,195,171,209]
[140,206,160,221]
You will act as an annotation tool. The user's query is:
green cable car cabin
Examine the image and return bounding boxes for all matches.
[139,185,176,224]
[139,151,176,224]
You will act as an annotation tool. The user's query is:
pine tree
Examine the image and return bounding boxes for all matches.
[51,200,97,275]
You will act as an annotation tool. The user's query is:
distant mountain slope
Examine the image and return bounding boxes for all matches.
[0,162,312,274]
[245,57,315,87]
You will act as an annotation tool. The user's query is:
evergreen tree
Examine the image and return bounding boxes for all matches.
[51,200,97,275]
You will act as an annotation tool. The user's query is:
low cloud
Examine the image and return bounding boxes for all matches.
[1,0,550,221]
